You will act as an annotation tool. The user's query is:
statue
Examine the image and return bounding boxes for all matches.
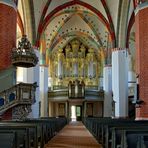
[71,39,80,51]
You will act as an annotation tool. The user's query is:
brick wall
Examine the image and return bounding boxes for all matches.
[0,3,16,71]
[135,7,148,119]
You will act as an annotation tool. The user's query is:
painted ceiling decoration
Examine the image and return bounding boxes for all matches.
[45,12,104,50]
[17,0,136,66]
[46,10,103,45]
[50,31,101,51]
[36,1,116,66]
[36,0,115,47]
[100,0,115,45]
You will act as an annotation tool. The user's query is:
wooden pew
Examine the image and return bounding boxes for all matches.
[0,117,67,148]
[83,117,112,143]
[0,122,38,148]
[0,131,16,148]
[104,120,148,148]
[84,117,136,144]
[111,126,148,148]
[83,117,148,148]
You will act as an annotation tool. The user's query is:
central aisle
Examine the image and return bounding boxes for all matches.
[45,121,102,148]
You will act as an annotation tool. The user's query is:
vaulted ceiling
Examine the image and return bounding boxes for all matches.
[17,0,136,65]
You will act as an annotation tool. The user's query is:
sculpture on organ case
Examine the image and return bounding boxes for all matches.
[71,39,80,52]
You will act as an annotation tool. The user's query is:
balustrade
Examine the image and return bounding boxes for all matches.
[0,82,37,113]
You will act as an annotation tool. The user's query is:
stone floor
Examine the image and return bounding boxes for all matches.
[45,121,102,148]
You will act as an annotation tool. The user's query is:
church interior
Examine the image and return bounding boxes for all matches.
[0,0,148,147]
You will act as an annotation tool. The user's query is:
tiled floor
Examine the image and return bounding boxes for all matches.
[45,122,102,148]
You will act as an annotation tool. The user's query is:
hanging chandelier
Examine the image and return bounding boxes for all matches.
[11,35,38,68]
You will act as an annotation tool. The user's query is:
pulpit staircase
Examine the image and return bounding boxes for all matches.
[0,82,37,120]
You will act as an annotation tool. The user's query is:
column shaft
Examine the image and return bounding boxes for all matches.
[0,1,17,91]
[40,66,48,117]
[112,49,128,117]
[103,65,112,117]
[135,3,148,119]
[0,1,16,70]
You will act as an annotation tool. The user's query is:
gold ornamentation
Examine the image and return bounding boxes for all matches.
[50,39,101,86]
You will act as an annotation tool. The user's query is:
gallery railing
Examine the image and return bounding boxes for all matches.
[48,85,104,101]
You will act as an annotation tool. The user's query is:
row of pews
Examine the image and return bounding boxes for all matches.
[83,117,148,148]
[0,117,67,148]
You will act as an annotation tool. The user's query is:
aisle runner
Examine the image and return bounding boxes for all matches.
[45,121,102,148]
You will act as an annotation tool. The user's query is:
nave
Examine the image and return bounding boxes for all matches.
[1,117,148,147]
[0,0,148,147]
[45,121,101,148]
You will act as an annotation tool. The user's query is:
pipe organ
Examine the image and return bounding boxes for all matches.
[50,39,101,86]
[68,80,85,98]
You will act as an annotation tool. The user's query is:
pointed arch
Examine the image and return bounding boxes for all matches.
[101,0,116,46]
[46,12,103,51]
[36,0,115,47]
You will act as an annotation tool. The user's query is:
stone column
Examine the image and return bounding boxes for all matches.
[112,48,128,118]
[103,65,112,117]
[0,0,16,70]
[135,2,148,119]
[40,65,48,117]
[0,1,17,91]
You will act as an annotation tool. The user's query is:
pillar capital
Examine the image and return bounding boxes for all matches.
[112,47,128,52]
